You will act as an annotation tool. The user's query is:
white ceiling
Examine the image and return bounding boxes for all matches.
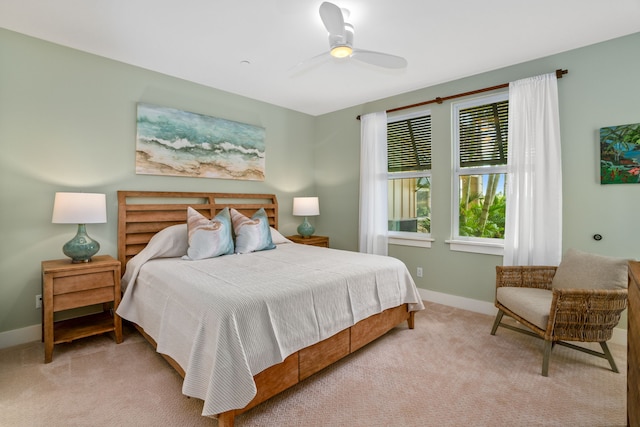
[1,0,639,116]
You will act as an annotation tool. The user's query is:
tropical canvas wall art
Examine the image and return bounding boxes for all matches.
[600,122,640,184]
[136,103,266,181]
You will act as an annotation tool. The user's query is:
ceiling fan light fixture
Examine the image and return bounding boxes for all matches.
[313,2,407,69]
[330,45,352,58]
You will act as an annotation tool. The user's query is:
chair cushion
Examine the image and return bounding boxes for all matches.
[496,287,553,330]
[551,248,628,290]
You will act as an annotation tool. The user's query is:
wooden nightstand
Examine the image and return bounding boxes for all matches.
[287,235,329,248]
[41,254,122,363]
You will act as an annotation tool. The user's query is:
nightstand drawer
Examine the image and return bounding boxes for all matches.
[53,271,114,294]
[53,285,115,311]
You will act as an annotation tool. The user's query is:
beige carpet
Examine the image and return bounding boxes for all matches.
[0,302,627,426]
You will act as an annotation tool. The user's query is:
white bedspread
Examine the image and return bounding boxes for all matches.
[116,242,424,416]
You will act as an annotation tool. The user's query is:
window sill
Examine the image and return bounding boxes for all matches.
[388,232,433,248]
[445,239,504,256]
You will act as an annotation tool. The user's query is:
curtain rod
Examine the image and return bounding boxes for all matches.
[356,69,568,120]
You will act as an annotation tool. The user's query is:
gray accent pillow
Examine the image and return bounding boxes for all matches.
[551,248,628,290]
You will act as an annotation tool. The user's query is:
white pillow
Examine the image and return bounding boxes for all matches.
[270,227,292,244]
[121,223,188,289]
[144,223,188,258]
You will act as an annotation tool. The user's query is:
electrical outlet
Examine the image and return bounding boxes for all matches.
[36,294,42,309]
[416,267,423,278]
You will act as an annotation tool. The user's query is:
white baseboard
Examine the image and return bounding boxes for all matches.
[418,288,628,347]
[419,288,497,316]
[610,327,627,347]
[0,323,41,350]
[0,290,628,350]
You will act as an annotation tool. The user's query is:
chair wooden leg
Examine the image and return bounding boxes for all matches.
[600,342,619,373]
[542,340,552,377]
[491,310,504,335]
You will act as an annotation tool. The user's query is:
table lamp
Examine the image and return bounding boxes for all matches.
[52,192,107,263]
[293,197,319,238]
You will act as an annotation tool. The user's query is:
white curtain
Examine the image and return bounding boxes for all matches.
[503,73,563,266]
[359,111,388,255]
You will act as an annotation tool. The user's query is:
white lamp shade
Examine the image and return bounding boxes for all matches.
[293,197,320,216]
[52,192,107,224]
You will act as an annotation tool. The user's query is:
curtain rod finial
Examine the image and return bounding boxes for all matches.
[556,69,568,79]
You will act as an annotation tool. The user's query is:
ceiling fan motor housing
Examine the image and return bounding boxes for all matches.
[329,23,354,57]
[317,1,406,68]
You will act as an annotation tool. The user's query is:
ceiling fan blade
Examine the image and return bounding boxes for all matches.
[351,49,408,69]
[289,51,331,74]
[319,2,345,37]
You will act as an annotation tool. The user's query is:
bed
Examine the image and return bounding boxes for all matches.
[116,190,424,426]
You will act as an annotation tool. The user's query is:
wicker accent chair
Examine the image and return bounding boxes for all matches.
[490,249,628,376]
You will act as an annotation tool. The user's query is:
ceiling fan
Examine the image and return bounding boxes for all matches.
[297,2,408,70]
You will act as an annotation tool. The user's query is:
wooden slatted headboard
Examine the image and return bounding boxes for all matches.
[117,191,278,268]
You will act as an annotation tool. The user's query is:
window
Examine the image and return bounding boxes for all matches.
[451,93,508,254]
[387,111,432,247]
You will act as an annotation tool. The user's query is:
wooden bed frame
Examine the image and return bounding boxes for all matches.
[118,190,415,427]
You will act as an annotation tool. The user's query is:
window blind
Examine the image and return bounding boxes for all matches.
[458,101,508,168]
[387,115,431,172]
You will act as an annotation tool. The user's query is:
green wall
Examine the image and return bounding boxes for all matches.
[2,27,638,338]
[0,29,316,334]
[315,32,640,322]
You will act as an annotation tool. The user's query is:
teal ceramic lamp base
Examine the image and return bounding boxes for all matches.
[297,217,315,238]
[63,224,100,263]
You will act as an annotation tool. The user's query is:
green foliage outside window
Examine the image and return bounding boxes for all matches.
[416,176,431,233]
[459,191,506,238]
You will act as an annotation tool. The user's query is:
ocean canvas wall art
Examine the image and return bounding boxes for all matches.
[136,103,266,181]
